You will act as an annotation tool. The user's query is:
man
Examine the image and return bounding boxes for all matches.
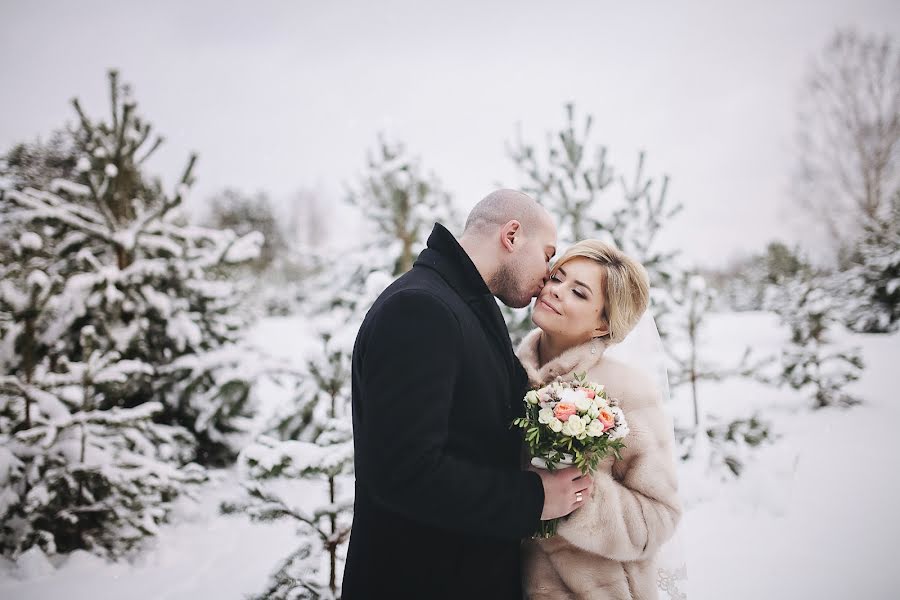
[341,189,593,599]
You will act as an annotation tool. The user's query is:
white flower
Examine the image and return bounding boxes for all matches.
[610,406,625,423]
[575,432,587,441]
[538,407,554,425]
[574,395,592,412]
[581,414,592,426]
[560,388,584,403]
[608,423,630,440]
[586,419,606,437]
[525,390,540,405]
[564,416,585,436]
[587,404,600,419]
[105,163,118,177]
[548,418,563,433]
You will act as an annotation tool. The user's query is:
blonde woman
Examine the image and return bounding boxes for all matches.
[517,240,687,599]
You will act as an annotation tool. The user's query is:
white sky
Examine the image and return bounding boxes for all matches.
[2,1,898,266]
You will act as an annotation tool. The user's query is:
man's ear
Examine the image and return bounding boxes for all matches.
[501,220,521,253]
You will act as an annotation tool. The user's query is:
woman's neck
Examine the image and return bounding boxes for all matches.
[537,331,580,368]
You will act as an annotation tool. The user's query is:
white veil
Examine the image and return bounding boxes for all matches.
[604,310,690,600]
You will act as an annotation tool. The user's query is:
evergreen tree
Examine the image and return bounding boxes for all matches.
[204,188,288,274]
[666,274,774,478]
[346,135,459,277]
[838,191,900,333]
[0,70,267,559]
[767,273,865,409]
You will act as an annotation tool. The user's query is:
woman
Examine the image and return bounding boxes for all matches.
[517,240,685,599]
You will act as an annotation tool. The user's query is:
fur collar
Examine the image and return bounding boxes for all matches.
[516,328,609,388]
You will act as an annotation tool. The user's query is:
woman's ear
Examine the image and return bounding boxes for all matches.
[594,314,610,338]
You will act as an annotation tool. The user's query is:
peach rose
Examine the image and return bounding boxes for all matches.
[578,387,596,399]
[598,409,615,431]
[553,402,578,422]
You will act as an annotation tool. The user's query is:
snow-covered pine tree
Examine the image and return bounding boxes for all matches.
[222,328,354,600]
[225,135,459,598]
[0,69,267,559]
[666,274,773,477]
[506,103,683,342]
[767,273,865,409]
[837,191,900,333]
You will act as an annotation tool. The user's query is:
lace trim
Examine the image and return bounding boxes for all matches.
[657,564,688,599]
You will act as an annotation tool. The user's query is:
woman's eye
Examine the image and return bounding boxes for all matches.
[574,290,586,299]
[550,275,560,282]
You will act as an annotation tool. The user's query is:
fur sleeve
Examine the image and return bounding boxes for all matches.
[555,401,682,562]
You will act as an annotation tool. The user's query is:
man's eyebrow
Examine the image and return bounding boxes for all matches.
[557,267,593,294]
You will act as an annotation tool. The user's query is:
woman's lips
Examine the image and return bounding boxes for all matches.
[539,299,561,315]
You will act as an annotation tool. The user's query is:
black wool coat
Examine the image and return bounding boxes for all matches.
[341,223,545,600]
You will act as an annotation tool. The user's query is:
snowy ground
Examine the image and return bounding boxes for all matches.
[1,312,898,599]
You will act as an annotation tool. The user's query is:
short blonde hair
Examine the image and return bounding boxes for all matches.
[551,240,650,344]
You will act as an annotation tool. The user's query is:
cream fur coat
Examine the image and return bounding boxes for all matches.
[516,329,682,600]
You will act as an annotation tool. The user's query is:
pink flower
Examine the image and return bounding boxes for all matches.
[553,402,578,422]
[578,387,596,399]
[598,409,615,431]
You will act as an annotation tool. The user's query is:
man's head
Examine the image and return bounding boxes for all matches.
[459,189,557,308]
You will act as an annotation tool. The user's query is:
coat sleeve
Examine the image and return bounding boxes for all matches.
[556,398,682,562]
[357,290,545,540]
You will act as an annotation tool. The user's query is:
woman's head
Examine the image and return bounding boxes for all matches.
[532,240,650,346]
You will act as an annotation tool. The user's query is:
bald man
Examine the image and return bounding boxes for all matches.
[342,190,593,599]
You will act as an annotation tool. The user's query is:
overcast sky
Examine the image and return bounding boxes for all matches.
[2,1,898,266]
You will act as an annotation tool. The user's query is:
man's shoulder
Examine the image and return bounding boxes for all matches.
[362,268,462,331]
[373,267,460,313]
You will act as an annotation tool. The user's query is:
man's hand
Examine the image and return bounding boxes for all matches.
[530,466,593,521]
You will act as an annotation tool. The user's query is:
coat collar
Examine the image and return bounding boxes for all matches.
[414,223,492,300]
[516,328,608,388]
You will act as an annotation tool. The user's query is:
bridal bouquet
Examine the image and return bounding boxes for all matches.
[513,372,629,538]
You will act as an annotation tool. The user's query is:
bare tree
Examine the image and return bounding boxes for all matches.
[794,29,900,256]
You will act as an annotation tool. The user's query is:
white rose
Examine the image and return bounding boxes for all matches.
[525,390,540,405]
[548,418,563,433]
[566,416,585,436]
[581,414,592,425]
[574,395,592,412]
[576,432,587,441]
[538,407,554,424]
[586,419,606,437]
[587,404,600,419]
